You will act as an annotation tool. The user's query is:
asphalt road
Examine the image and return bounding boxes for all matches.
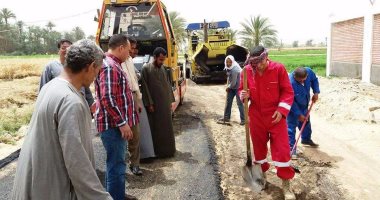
[0,100,223,200]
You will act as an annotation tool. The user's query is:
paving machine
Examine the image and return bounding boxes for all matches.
[185,20,248,83]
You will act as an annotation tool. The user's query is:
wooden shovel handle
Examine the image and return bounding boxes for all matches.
[243,68,252,161]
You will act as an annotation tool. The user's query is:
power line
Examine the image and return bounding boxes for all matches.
[0,9,97,33]
[24,9,96,24]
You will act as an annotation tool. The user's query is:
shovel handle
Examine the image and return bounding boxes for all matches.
[291,101,314,155]
[243,68,252,161]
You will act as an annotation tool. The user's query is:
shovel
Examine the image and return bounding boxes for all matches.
[290,101,314,156]
[241,67,266,192]
[290,102,314,174]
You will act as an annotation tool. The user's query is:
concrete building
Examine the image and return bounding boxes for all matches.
[327,1,380,85]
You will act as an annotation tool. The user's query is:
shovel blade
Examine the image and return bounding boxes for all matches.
[242,164,265,193]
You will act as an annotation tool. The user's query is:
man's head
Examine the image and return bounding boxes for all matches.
[128,37,138,58]
[226,58,232,67]
[57,39,72,58]
[153,47,167,67]
[108,34,130,62]
[248,46,268,71]
[65,39,105,88]
[225,55,235,68]
[293,67,308,84]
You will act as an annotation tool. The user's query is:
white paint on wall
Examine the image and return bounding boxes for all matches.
[362,12,374,83]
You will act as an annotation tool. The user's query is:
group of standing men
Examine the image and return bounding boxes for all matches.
[12,34,176,200]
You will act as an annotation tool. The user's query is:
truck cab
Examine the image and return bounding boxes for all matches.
[96,0,186,111]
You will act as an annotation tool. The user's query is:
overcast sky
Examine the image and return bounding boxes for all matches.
[1,0,377,44]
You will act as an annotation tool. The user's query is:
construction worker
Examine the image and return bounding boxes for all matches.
[239,46,296,200]
[287,67,320,158]
[218,55,245,125]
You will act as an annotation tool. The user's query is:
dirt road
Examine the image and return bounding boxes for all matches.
[184,77,380,200]
[1,77,379,200]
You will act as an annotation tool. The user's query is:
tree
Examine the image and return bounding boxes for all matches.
[169,11,186,49]
[16,21,25,35]
[72,26,86,42]
[292,41,299,48]
[46,21,55,32]
[63,31,75,42]
[306,39,313,47]
[87,35,96,41]
[227,29,238,41]
[239,15,278,49]
[0,8,16,26]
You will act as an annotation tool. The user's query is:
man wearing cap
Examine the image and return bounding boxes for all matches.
[239,46,296,200]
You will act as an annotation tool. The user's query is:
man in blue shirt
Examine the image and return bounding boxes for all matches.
[287,67,320,156]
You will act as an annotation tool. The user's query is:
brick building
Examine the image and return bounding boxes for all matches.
[327,1,380,85]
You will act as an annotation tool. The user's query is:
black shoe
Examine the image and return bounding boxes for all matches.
[240,121,245,125]
[301,140,319,148]
[125,194,138,200]
[217,118,230,122]
[140,157,155,163]
[130,166,143,176]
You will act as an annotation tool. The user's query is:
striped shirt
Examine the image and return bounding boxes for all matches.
[95,53,138,133]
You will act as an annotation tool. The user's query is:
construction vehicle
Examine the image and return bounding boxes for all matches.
[185,21,248,83]
[96,0,186,112]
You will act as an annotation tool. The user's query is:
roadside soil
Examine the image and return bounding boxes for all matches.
[184,76,380,200]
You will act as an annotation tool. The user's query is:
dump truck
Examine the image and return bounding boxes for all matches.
[96,0,186,111]
[185,21,248,83]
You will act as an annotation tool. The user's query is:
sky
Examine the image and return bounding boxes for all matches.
[0,0,377,45]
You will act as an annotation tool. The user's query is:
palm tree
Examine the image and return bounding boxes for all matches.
[0,8,16,26]
[239,15,278,49]
[72,26,86,41]
[169,11,186,48]
[226,29,238,41]
[16,21,24,35]
[46,21,55,32]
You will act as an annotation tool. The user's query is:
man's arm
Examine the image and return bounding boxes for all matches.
[277,65,294,117]
[290,96,302,117]
[57,99,112,200]
[39,65,52,91]
[228,69,239,89]
[84,87,95,107]
[98,64,127,126]
[140,66,154,107]
[308,68,320,94]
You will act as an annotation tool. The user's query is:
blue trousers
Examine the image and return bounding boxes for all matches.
[100,128,127,200]
[287,112,312,149]
[224,89,244,122]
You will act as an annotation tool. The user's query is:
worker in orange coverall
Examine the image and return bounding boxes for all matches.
[239,46,296,200]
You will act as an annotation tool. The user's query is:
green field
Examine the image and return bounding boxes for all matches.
[0,54,57,59]
[269,48,327,76]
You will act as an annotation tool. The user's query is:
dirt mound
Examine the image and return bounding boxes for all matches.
[315,77,380,123]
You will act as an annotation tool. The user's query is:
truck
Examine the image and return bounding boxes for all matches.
[95,0,186,112]
[185,21,248,83]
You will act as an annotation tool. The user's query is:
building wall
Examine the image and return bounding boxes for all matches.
[372,14,380,85]
[330,17,364,78]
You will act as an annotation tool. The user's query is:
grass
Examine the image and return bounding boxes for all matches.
[0,54,57,59]
[0,57,52,79]
[0,57,49,144]
[0,104,34,144]
[269,48,327,76]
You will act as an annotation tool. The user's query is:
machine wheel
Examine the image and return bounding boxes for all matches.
[179,96,184,106]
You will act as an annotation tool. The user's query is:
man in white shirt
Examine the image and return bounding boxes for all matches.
[122,37,144,176]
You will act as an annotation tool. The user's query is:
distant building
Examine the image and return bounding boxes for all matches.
[327,1,380,85]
